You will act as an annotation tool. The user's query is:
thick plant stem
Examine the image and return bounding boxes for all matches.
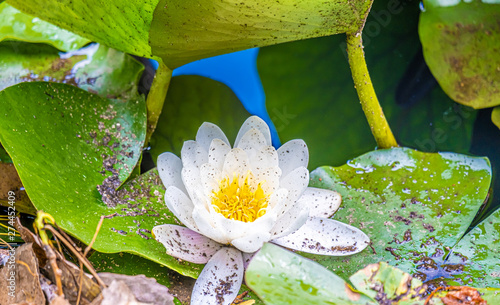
[346,33,398,149]
[145,61,172,145]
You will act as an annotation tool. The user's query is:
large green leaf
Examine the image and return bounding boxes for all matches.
[419,0,500,109]
[0,82,202,277]
[309,148,491,282]
[150,0,373,68]
[258,0,477,169]
[89,252,172,288]
[0,2,89,52]
[149,75,249,164]
[493,106,500,130]
[446,207,500,287]
[0,42,144,99]
[248,245,500,305]
[246,243,375,305]
[6,0,160,58]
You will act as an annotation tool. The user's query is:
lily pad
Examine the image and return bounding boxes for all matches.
[0,2,89,52]
[258,0,477,169]
[419,0,500,109]
[150,0,373,68]
[0,42,144,99]
[246,243,375,305]
[0,82,201,277]
[309,148,491,282]
[445,207,500,287]
[248,247,500,304]
[493,107,500,130]
[89,252,172,288]
[350,262,426,303]
[6,0,159,58]
[149,75,249,164]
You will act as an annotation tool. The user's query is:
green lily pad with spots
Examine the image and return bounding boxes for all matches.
[246,243,376,305]
[0,42,144,99]
[6,0,159,58]
[445,207,500,287]
[308,148,491,282]
[0,2,89,52]
[259,0,477,169]
[0,82,202,278]
[0,145,11,163]
[349,262,426,302]
[149,75,250,164]
[419,0,500,109]
[150,0,373,68]
[89,252,173,287]
[493,107,500,130]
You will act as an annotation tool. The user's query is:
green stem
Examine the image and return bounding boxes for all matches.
[145,60,172,146]
[346,33,398,149]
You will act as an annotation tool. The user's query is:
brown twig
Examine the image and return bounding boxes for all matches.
[43,225,106,287]
[77,215,106,305]
[45,244,64,296]
[0,236,13,250]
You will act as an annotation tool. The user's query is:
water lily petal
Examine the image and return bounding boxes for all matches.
[267,188,288,210]
[181,166,205,206]
[256,167,281,193]
[222,148,251,177]
[236,128,268,159]
[275,166,309,215]
[157,152,186,194]
[208,139,231,172]
[196,122,230,152]
[231,231,271,253]
[152,224,222,264]
[213,211,275,242]
[181,140,207,169]
[270,202,309,239]
[192,207,230,244]
[242,251,255,269]
[271,217,370,256]
[165,186,198,232]
[234,116,271,147]
[277,139,309,178]
[191,247,244,305]
[298,187,342,218]
[200,163,222,195]
[250,146,279,175]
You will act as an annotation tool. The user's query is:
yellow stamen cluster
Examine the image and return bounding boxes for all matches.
[211,174,269,223]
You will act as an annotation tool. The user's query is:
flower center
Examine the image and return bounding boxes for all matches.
[211,173,269,223]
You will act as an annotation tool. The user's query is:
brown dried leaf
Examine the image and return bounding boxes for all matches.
[441,286,487,305]
[49,295,71,305]
[0,243,45,305]
[0,163,36,215]
[100,280,152,305]
[98,273,174,305]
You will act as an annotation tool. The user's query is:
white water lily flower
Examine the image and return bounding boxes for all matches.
[152,116,369,305]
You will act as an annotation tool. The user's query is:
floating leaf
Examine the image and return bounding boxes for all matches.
[419,0,500,109]
[0,83,201,277]
[89,252,172,288]
[6,0,159,57]
[150,0,373,68]
[258,0,477,169]
[493,107,500,130]
[350,262,426,303]
[445,207,500,287]
[0,42,144,99]
[309,148,491,282]
[0,2,89,51]
[149,75,249,163]
[246,243,375,305]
